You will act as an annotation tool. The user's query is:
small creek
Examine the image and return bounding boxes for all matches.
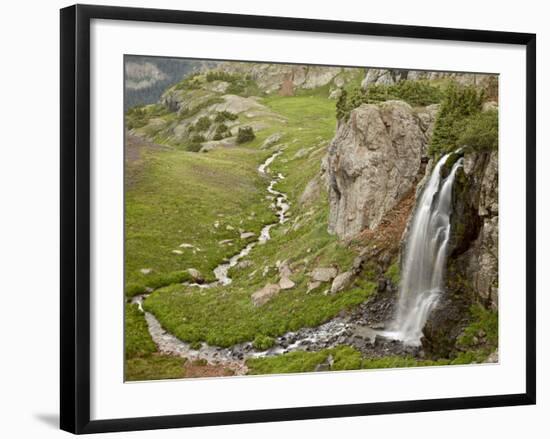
[132,151,412,374]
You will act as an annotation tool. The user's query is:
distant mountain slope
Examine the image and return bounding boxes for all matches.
[124,56,218,110]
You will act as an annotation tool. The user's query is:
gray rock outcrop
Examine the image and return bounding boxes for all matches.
[326,100,431,239]
[423,150,499,356]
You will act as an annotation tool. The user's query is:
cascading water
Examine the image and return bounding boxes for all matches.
[387,153,464,346]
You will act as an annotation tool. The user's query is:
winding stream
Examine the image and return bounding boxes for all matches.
[132,150,427,373]
[212,151,289,285]
[132,151,308,372]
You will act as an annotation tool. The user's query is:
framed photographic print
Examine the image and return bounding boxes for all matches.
[60,4,536,434]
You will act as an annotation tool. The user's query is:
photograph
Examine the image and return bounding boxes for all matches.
[124,56,499,381]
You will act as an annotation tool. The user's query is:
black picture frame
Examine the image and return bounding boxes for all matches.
[60,4,536,434]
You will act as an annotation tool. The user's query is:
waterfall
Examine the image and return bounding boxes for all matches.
[388,153,464,346]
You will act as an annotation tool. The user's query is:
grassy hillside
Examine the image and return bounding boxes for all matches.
[125,145,275,296]
[138,94,371,348]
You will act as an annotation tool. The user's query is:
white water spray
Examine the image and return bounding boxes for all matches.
[387,153,464,346]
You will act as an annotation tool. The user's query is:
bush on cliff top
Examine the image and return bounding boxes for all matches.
[428,83,486,156]
[336,80,443,121]
[457,109,498,153]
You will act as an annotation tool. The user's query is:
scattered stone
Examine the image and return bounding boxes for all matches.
[140,268,152,275]
[311,267,338,283]
[240,232,255,239]
[214,221,220,228]
[293,148,310,159]
[306,281,321,293]
[352,254,366,271]
[251,284,281,307]
[179,243,195,249]
[314,354,334,372]
[278,263,292,278]
[187,268,204,283]
[484,350,499,363]
[237,260,253,269]
[218,239,234,245]
[330,271,354,294]
[279,277,295,290]
[226,225,234,231]
[172,250,183,255]
[260,132,282,149]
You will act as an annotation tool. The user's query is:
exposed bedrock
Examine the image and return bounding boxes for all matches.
[422,150,498,357]
[326,100,435,240]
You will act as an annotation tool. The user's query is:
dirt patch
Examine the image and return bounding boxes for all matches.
[358,188,416,252]
[278,73,295,96]
[184,360,236,378]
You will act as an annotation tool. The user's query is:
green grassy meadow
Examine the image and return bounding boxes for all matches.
[124,66,498,381]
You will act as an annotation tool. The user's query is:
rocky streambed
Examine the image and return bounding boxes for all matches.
[131,289,418,375]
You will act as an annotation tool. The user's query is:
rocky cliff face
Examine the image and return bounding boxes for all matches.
[216,62,359,95]
[325,94,498,358]
[422,150,498,356]
[361,68,498,94]
[326,100,436,239]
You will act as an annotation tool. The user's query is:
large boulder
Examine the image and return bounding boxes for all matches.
[326,100,430,239]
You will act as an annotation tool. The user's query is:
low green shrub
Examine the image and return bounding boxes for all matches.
[173,72,201,90]
[385,261,400,286]
[126,104,170,130]
[187,134,205,152]
[194,116,212,132]
[214,111,238,123]
[236,126,255,144]
[206,71,240,82]
[213,123,231,140]
[177,97,224,120]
